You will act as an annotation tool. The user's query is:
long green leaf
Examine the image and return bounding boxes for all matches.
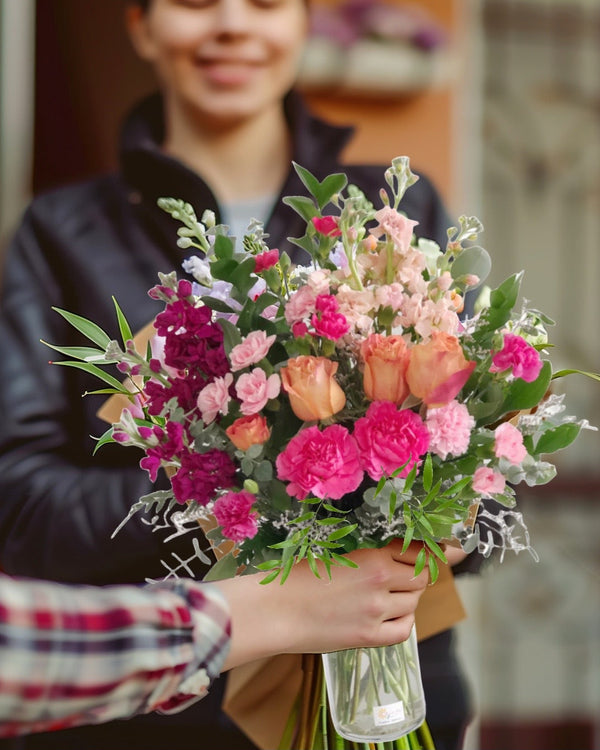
[41,341,115,363]
[112,297,133,345]
[553,368,600,382]
[51,307,112,348]
[52,360,126,390]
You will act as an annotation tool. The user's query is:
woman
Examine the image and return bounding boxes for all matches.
[0,0,474,747]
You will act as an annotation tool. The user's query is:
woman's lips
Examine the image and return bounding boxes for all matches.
[197,58,263,86]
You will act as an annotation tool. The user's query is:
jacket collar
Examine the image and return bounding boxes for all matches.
[119,91,354,218]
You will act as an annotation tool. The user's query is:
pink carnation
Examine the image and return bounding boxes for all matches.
[284,286,317,326]
[254,249,279,273]
[354,401,430,480]
[230,330,276,372]
[472,466,506,497]
[276,424,363,500]
[490,333,543,382]
[312,216,342,237]
[213,490,259,542]
[494,422,527,464]
[197,373,233,424]
[235,368,280,415]
[426,400,474,460]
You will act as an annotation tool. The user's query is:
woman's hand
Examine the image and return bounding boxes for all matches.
[217,540,428,671]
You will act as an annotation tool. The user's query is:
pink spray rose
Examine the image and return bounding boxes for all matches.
[276,424,363,500]
[229,330,276,371]
[196,373,233,424]
[494,421,527,464]
[213,490,259,542]
[425,400,475,460]
[235,368,280,415]
[312,216,342,237]
[490,333,543,383]
[354,401,430,480]
[254,249,279,273]
[472,466,506,497]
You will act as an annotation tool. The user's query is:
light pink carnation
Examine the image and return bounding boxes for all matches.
[494,422,527,464]
[354,401,430,480]
[490,333,543,383]
[472,466,506,497]
[197,373,233,424]
[235,368,280,415]
[230,330,276,372]
[276,424,363,500]
[213,490,258,542]
[371,206,419,251]
[284,286,317,325]
[426,400,475,460]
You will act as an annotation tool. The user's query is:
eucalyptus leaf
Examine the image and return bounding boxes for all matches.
[451,246,492,286]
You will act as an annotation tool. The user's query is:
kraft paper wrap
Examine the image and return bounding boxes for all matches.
[98,323,467,750]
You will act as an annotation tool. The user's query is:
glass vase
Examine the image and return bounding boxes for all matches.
[321,625,426,743]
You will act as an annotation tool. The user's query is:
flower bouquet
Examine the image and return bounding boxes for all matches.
[44,157,597,749]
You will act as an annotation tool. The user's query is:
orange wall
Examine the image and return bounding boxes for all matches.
[304,0,459,202]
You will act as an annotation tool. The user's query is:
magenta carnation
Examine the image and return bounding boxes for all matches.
[426,400,474,460]
[312,216,342,237]
[354,401,430,480]
[276,424,363,500]
[171,449,236,505]
[490,333,543,383]
[213,490,259,542]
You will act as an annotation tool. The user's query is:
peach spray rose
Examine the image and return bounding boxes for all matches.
[280,356,346,422]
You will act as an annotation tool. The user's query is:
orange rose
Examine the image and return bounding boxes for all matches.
[226,414,271,451]
[361,334,410,404]
[280,356,346,421]
[406,331,476,407]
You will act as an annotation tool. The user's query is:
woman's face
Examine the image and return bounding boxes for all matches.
[128,0,308,127]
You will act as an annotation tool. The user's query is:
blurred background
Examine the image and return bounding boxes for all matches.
[1,0,598,747]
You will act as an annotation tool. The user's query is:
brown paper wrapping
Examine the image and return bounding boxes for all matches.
[98,324,468,750]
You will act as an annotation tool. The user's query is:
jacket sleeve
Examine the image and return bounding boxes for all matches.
[0,207,203,585]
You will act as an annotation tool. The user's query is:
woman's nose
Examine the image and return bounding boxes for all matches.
[212,0,253,36]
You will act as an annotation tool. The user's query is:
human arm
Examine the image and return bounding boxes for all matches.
[0,541,427,737]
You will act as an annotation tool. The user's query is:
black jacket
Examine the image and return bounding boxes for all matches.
[0,93,471,749]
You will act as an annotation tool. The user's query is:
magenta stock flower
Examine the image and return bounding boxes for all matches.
[354,401,430,480]
[139,422,185,482]
[494,422,527,464]
[426,400,474,460]
[276,424,363,500]
[171,449,236,505]
[490,333,543,382]
[213,490,259,542]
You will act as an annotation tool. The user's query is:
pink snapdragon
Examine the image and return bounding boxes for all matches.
[490,333,543,382]
[229,330,276,371]
[197,373,234,424]
[235,368,280,415]
[213,490,259,542]
[494,422,527,464]
[472,466,506,497]
[354,401,430,480]
[276,424,363,500]
[426,400,475,460]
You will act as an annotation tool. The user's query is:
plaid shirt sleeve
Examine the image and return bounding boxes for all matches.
[0,574,231,737]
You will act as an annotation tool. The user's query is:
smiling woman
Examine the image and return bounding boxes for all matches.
[0,1,477,749]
